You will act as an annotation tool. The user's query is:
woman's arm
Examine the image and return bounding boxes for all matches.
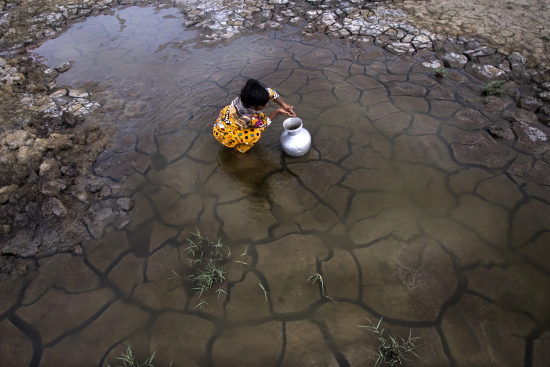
[274,96,296,117]
[268,107,294,121]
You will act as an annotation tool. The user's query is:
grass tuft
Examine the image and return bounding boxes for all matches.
[109,346,157,367]
[482,81,507,96]
[358,317,421,367]
[433,67,448,78]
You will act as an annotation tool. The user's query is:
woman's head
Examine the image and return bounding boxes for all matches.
[240,79,269,109]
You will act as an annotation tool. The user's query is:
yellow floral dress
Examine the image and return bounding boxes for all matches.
[213,88,279,153]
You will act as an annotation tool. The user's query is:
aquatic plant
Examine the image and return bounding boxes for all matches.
[482,81,507,96]
[174,228,231,308]
[433,67,448,78]
[307,273,337,302]
[358,317,421,367]
[259,282,269,301]
[109,346,158,367]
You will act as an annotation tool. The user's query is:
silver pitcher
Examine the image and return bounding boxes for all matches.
[280,117,311,157]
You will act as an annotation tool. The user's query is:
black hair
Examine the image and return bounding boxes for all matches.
[240,79,269,108]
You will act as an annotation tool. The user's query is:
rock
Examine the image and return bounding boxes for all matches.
[385,42,415,55]
[3,130,29,150]
[441,52,468,68]
[72,189,90,205]
[502,107,539,124]
[39,158,61,178]
[60,165,78,177]
[40,179,68,196]
[116,197,133,211]
[421,60,444,69]
[42,197,68,217]
[470,64,507,81]
[488,124,515,141]
[483,95,512,114]
[43,68,58,77]
[519,96,544,111]
[50,89,67,98]
[513,121,550,154]
[68,89,89,98]
[54,61,74,73]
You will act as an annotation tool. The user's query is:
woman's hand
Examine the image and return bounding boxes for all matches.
[281,104,296,117]
[277,107,295,116]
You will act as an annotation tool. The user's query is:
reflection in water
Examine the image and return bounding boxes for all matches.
[4,4,548,367]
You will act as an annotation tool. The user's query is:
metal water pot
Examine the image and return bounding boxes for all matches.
[280,117,311,157]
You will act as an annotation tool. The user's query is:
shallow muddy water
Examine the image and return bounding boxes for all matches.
[2,4,550,367]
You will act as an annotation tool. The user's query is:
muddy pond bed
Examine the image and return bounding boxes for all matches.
[1,3,550,367]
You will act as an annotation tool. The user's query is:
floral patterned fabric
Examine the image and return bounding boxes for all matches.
[212,88,279,152]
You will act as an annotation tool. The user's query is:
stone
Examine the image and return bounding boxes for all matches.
[502,107,539,125]
[483,95,513,114]
[40,179,68,196]
[116,197,134,211]
[42,197,68,217]
[488,123,515,141]
[513,121,550,154]
[40,301,149,367]
[448,108,491,130]
[4,130,29,150]
[55,61,74,73]
[520,95,544,111]
[213,321,282,367]
[441,52,468,68]
[470,64,507,82]
[68,89,89,98]
[256,234,328,313]
[385,42,415,55]
[16,288,115,344]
